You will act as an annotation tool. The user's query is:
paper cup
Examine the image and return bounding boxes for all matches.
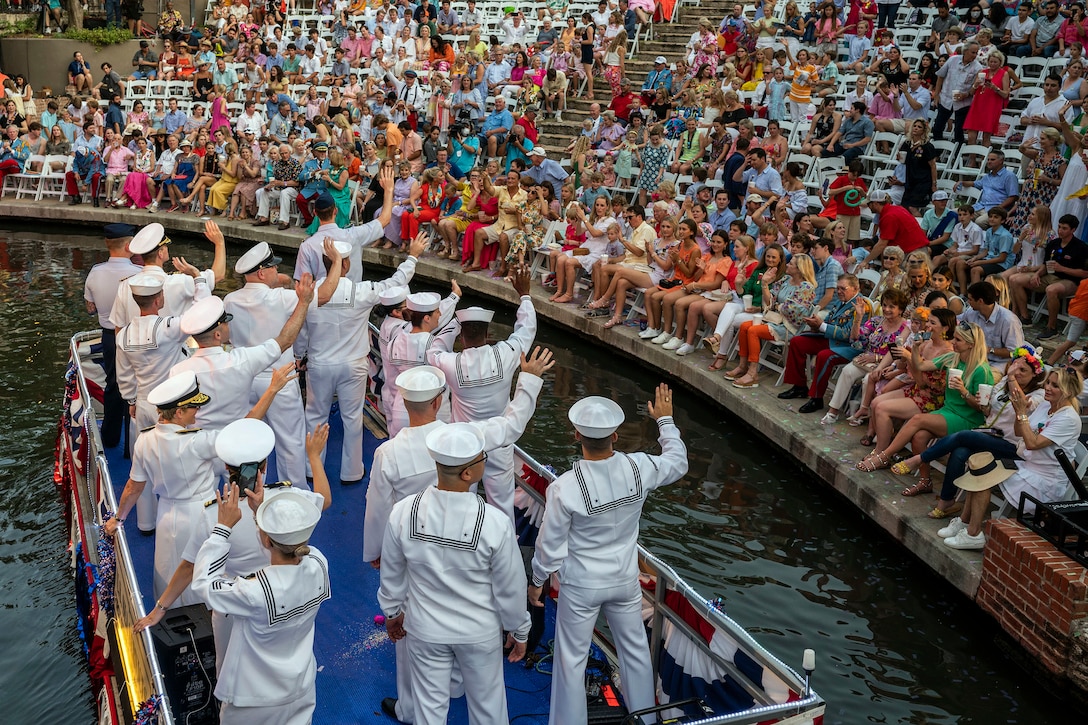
[977,383,993,406]
[948,368,964,385]
[1046,261,1057,273]
[742,294,753,308]
[752,313,763,324]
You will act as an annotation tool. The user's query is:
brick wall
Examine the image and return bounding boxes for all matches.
[977,519,1088,676]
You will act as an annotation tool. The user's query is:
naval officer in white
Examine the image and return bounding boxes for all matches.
[116,272,202,532]
[365,348,553,724]
[296,233,426,484]
[192,469,331,725]
[529,386,688,725]
[171,278,312,437]
[377,423,536,725]
[429,266,537,520]
[104,369,296,605]
[384,291,462,437]
[109,221,227,329]
[224,242,340,486]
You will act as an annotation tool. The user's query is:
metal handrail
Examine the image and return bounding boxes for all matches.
[69,332,174,725]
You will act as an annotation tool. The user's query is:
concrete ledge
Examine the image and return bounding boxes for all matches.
[4,200,984,596]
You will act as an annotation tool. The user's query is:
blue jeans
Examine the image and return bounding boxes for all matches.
[921,430,1020,501]
[106,0,122,26]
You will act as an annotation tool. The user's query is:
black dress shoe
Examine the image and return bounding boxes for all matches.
[92,197,99,207]
[777,385,807,400]
[798,398,824,414]
[380,698,400,720]
[68,196,81,205]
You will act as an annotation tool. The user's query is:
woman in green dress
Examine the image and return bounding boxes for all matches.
[857,322,995,479]
[307,147,352,233]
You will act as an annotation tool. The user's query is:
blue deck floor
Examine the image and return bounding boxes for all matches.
[103,402,555,724]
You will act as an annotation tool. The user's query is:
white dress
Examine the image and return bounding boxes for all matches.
[1051,150,1088,237]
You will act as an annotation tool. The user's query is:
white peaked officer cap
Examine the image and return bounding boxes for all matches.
[426,423,486,466]
[215,419,276,467]
[379,286,409,306]
[147,370,210,409]
[568,396,625,438]
[331,241,353,257]
[256,490,321,545]
[129,273,164,296]
[181,296,233,336]
[129,223,170,255]
[395,365,447,402]
[406,292,441,312]
[456,306,495,323]
[235,241,283,274]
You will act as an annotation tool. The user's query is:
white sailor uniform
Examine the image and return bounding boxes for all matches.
[294,218,385,284]
[192,524,331,725]
[429,296,537,520]
[378,486,531,725]
[109,266,215,329]
[363,371,543,724]
[183,484,324,668]
[530,416,688,725]
[385,319,461,439]
[170,340,281,431]
[130,422,221,606]
[223,284,316,485]
[380,292,459,436]
[297,256,417,480]
[116,312,194,532]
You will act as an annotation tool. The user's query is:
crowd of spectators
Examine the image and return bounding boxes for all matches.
[4,0,1088,551]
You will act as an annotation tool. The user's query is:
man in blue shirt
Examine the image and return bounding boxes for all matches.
[103,95,125,136]
[811,237,846,310]
[264,87,299,119]
[709,189,737,232]
[824,101,874,162]
[961,150,1020,222]
[480,95,514,158]
[268,100,296,143]
[524,148,569,197]
[641,57,673,104]
[162,98,188,135]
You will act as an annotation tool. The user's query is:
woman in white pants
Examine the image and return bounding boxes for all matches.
[704,241,785,369]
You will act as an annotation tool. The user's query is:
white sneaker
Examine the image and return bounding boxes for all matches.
[555,112,563,122]
[819,411,840,425]
[943,529,986,550]
[149,202,159,213]
[638,327,660,339]
[652,332,673,345]
[675,343,695,356]
[662,337,683,350]
[937,517,968,539]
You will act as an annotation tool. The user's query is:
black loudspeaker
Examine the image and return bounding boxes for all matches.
[149,604,219,724]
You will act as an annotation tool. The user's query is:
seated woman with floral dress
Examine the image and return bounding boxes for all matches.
[937,366,1083,550]
[726,254,817,389]
[891,347,1047,519]
[858,322,995,480]
[504,181,560,270]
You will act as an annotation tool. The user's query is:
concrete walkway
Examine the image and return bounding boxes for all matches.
[5,200,984,597]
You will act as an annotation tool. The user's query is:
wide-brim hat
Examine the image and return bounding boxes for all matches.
[954,452,1016,492]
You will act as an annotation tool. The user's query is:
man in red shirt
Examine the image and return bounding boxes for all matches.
[515,105,539,145]
[867,190,930,259]
[608,78,636,123]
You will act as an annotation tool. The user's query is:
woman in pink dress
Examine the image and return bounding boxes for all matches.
[208,86,232,138]
[964,50,1012,147]
[118,136,156,209]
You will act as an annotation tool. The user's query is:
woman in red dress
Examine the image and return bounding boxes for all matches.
[400,167,448,244]
[964,50,1012,148]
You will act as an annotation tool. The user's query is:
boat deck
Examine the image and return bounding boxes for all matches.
[102,400,556,724]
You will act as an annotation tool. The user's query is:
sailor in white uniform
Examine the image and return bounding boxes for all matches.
[385,290,462,438]
[294,164,396,283]
[105,370,296,605]
[378,284,459,431]
[377,423,532,725]
[131,419,332,672]
[429,267,537,521]
[116,273,205,532]
[529,387,688,725]
[224,242,340,486]
[296,233,426,483]
[192,476,331,725]
[171,279,313,437]
[109,221,227,329]
[365,349,553,725]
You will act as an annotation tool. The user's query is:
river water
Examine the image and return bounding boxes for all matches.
[0,224,1069,724]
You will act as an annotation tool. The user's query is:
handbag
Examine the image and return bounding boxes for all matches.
[762,310,784,325]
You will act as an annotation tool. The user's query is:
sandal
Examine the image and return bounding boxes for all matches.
[847,407,870,427]
[708,354,728,371]
[723,365,747,381]
[891,461,915,476]
[702,335,721,354]
[860,434,876,447]
[855,451,890,472]
[927,502,964,519]
[603,318,621,329]
[901,477,933,497]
